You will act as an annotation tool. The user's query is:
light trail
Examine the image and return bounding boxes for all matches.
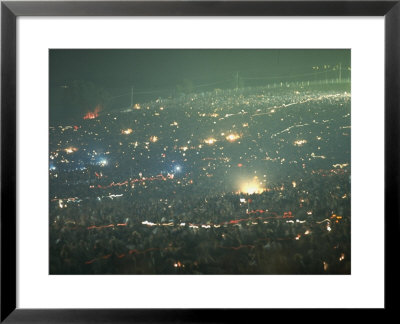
[95,174,175,189]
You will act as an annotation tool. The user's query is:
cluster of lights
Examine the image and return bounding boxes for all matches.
[149,136,158,143]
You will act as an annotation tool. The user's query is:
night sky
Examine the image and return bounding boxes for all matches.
[49,49,350,123]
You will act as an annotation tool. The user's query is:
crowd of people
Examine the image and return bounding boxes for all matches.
[49,82,351,274]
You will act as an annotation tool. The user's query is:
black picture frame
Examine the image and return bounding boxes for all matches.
[1,0,398,322]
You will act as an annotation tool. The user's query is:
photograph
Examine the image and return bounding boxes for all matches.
[49,49,351,275]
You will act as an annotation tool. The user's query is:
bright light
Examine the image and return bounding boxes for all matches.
[293,139,307,146]
[83,105,101,119]
[173,261,182,268]
[174,165,181,172]
[240,179,264,195]
[141,220,156,226]
[122,128,133,135]
[226,133,240,142]
[99,159,108,166]
[204,138,217,145]
[64,147,77,154]
[150,136,158,143]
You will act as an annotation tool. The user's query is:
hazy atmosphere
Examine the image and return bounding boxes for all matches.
[49,49,351,274]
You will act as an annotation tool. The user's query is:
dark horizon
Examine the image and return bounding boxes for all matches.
[50,49,350,124]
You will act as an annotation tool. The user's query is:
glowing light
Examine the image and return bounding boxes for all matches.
[240,178,265,195]
[293,139,307,146]
[99,159,108,166]
[161,222,174,227]
[292,181,297,188]
[134,103,141,109]
[64,147,77,154]
[339,253,345,261]
[204,138,217,145]
[237,163,243,167]
[150,136,158,143]
[226,133,240,142]
[122,128,133,135]
[311,152,326,159]
[333,163,349,169]
[174,261,182,268]
[83,105,101,119]
[142,220,157,226]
